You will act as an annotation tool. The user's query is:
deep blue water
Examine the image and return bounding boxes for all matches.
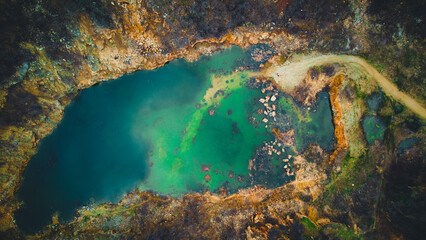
[14,45,333,234]
[15,57,208,234]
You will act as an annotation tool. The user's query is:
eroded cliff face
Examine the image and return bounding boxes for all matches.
[0,0,425,239]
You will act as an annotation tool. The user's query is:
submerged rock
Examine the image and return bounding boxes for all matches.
[0,0,424,238]
[201,165,210,172]
[272,128,295,146]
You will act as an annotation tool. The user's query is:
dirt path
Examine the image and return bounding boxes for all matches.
[263,54,426,119]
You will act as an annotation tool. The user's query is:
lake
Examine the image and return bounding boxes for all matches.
[15,45,334,233]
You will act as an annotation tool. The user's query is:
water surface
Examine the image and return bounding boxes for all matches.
[16,45,334,233]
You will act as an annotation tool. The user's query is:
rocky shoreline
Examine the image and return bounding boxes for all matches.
[0,24,300,235]
[0,0,425,239]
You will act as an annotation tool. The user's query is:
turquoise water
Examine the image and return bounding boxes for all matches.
[15,56,206,234]
[15,45,334,234]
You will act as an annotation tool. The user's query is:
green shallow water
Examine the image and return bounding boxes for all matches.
[134,85,273,195]
[362,115,386,145]
[363,92,387,145]
[15,45,334,234]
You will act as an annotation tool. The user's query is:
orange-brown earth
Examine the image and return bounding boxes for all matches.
[328,74,349,165]
[0,0,425,239]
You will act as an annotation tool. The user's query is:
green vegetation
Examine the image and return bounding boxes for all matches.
[361,42,426,105]
[300,217,320,239]
[300,218,364,239]
[323,224,364,240]
[321,152,375,203]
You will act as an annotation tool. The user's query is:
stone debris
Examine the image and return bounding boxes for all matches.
[258,87,280,125]
[265,96,270,102]
[248,159,253,170]
[273,128,295,146]
[201,165,210,172]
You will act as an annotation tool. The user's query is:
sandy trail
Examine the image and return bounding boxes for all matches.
[262,54,426,119]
